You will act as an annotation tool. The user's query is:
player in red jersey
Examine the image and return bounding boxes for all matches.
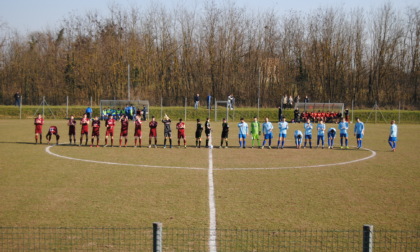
[119,115,129,147]
[104,115,116,147]
[148,116,158,148]
[90,116,101,147]
[134,115,142,147]
[80,113,90,146]
[67,115,76,145]
[176,118,187,148]
[46,125,60,145]
[34,113,44,144]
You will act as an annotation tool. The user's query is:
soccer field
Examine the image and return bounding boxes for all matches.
[0,119,419,231]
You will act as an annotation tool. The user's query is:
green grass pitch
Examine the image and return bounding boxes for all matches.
[0,119,419,230]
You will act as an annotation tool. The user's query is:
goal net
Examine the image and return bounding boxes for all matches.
[100,100,150,120]
[295,102,344,114]
[214,99,234,122]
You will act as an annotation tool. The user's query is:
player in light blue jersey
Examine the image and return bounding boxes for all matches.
[354,117,365,149]
[338,117,349,149]
[277,117,289,149]
[388,120,398,152]
[327,127,336,149]
[316,119,326,149]
[262,117,274,149]
[294,130,303,149]
[303,118,313,149]
[237,118,249,148]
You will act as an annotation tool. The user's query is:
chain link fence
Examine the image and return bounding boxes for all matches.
[1,225,418,251]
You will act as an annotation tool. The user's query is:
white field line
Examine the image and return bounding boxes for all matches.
[208,133,217,252]
[45,145,206,170]
[45,145,376,171]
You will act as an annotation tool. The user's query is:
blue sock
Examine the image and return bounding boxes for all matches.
[360,140,362,148]
[243,140,246,147]
[345,139,348,146]
[282,140,284,147]
[322,139,324,146]
[341,138,343,146]
[277,140,280,147]
[328,139,331,146]
[262,140,266,146]
[239,141,242,147]
[268,139,271,146]
[309,142,312,147]
[393,142,396,149]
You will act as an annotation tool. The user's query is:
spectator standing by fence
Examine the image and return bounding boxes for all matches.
[228,94,235,110]
[14,91,21,106]
[294,95,300,104]
[86,106,93,119]
[288,95,294,109]
[344,108,350,122]
[304,95,309,103]
[283,95,288,109]
[194,93,200,109]
[294,108,300,123]
[207,94,212,109]
[278,106,283,121]
[142,105,147,121]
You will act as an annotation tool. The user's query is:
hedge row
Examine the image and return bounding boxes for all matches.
[0,106,419,123]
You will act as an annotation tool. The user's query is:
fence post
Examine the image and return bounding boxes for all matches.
[363,224,373,252]
[66,96,69,118]
[160,97,163,121]
[153,222,163,252]
[185,97,187,121]
[215,99,217,122]
[19,96,22,119]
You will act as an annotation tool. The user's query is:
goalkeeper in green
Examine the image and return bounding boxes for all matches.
[250,116,261,148]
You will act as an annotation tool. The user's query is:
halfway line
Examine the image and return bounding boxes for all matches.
[208,134,217,252]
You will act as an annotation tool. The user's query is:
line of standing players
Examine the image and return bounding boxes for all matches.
[33,113,398,151]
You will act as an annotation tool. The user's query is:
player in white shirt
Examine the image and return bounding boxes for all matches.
[388,120,398,152]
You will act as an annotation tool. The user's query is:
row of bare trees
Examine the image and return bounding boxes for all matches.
[0,3,419,108]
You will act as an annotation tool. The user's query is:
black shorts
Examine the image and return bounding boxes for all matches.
[205,130,211,137]
[221,131,229,139]
[164,131,172,138]
[195,131,202,139]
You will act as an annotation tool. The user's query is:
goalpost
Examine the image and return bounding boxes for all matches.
[100,100,150,120]
[214,99,231,122]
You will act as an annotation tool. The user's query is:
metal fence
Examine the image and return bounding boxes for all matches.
[0,225,418,251]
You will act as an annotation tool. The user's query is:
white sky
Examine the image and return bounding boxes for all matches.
[0,0,419,34]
